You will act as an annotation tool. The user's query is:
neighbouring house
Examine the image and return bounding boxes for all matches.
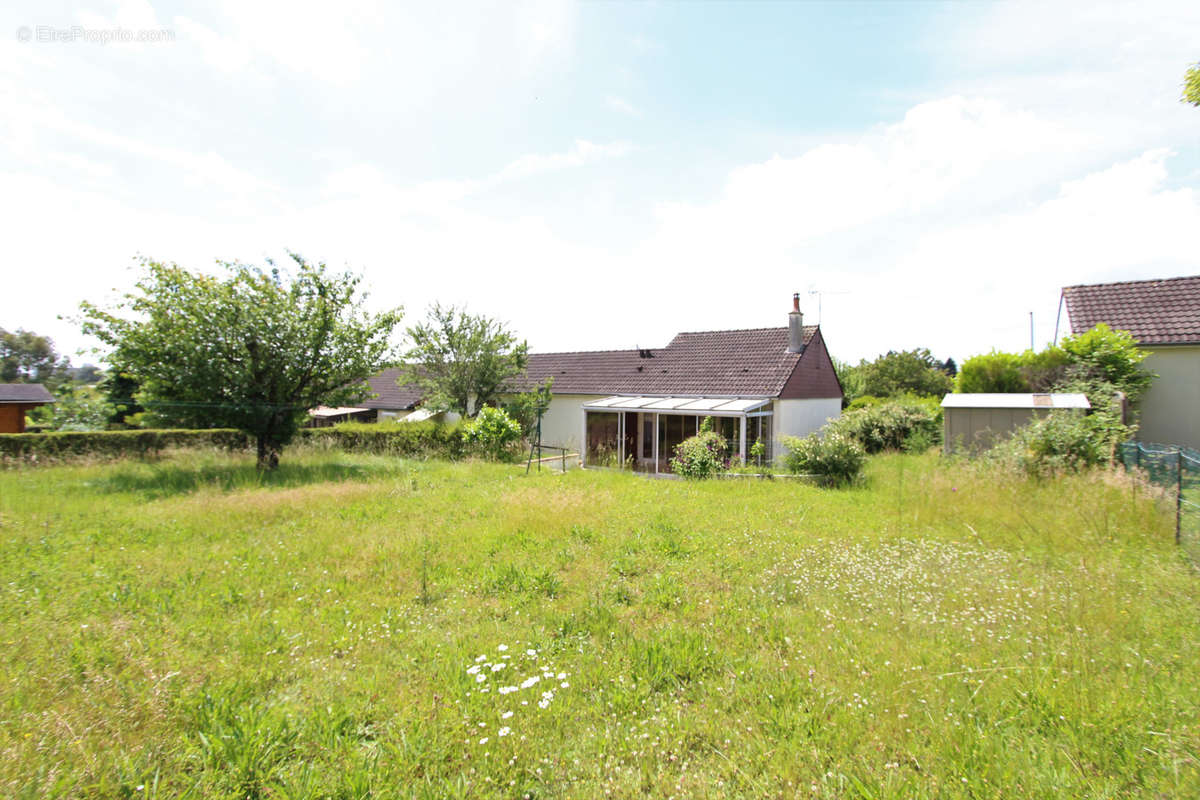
[1060,275,1200,450]
[0,383,56,433]
[306,368,460,428]
[510,294,843,471]
[941,393,1090,454]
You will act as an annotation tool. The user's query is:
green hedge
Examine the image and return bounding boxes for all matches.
[1,421,472,465]
[298,421,467,460]
[0,429,250,462]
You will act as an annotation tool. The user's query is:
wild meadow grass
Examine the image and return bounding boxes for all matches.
[0,447,1197,798]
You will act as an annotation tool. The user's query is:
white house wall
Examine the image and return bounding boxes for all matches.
[1137,346,1200,450]
[773,398,842,453]
[537,394,609,451]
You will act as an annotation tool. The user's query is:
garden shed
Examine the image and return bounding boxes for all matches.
[0,383,56,433]
[941,393,1090,454]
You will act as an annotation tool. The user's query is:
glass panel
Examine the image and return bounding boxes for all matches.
[642,414,653,459]
[586,412,620,466]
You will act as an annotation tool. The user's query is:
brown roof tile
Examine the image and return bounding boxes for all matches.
[515,326,821,396]
[1063,275,1200,345]
[357,367,424,410]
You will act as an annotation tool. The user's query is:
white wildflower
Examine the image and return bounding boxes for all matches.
[498,726,511,737]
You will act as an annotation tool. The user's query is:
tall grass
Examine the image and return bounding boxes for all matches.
[0,449,1195,798]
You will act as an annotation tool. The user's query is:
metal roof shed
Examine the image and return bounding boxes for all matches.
[941,393,1091,454]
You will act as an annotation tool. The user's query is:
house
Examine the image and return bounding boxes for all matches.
[941,393,1090,454]
[1060,275,1200,449]
[510,294,843,471]
[0,384,56,433]
[308,368,459,427]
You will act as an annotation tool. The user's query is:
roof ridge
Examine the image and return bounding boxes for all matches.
[1064,274,1200,291]
[529,347,644,357]
[673,324,818,336]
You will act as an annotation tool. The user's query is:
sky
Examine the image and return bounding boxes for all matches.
[1,0,1198,367]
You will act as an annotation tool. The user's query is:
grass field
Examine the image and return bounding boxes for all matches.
[1,449,1197,798]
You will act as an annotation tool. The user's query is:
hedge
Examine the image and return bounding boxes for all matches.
[0,429,250,462]
[297,421,466,460]
[0,421,477,465]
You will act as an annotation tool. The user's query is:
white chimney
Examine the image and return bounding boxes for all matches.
[787,292,805,353]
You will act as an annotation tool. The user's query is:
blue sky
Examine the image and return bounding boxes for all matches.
[2,0,1198,366]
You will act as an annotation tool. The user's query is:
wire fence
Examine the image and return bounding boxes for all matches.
[1119,441,1200,564]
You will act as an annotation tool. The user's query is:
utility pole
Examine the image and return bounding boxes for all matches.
[1029,311,1034,352]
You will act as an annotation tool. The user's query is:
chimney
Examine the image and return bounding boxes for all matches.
[787,292,805,353]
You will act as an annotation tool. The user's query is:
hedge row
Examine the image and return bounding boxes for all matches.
[298,421,467,459]
[0,429,250,462]
[0,421,478,465]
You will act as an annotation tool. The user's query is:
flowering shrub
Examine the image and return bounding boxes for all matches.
[825,397,941,454]
[781,431,866,485]
[669,418,728,480]
[461,406,523,461]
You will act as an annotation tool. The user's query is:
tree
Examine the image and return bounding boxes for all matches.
[1184,62,1200,106]
[857,349,954,399]
[79,254,402,469]
[503,377,554,438]
[0,327,70,388]
[1058,323,1152,403]
[404,304,528,418]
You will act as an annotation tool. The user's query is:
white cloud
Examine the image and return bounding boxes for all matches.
[605,95,638,116]
[492,139,632,183]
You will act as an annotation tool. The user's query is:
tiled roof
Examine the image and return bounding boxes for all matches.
[515,326,818,396]
[1063,275,1200,345]
[357,367,424,410]
[0,383,56,404]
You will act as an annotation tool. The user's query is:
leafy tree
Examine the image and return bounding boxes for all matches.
[404,304,528,418]
[941,357,958,378]
[857,349,954,399]
[1058,323,1152,403]
[831,357,867,406]
[79,254,402,469]
[97,368,144,427]
[0,327,70,388]
[30,386,115,431]
[502,377,555,438]
[957,351,1028,393]
[69,363,103,384]
[1184,62,1200,106]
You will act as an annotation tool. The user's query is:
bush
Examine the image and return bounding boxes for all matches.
[781,432,866,485]
[0,429,250,464]
[461,406,523,461]
[825,397,942,454]
[988,409,1131,476]
[670,418,729,480]
[300,420,466,460]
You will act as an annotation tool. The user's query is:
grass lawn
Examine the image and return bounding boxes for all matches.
[1,449,1197,798]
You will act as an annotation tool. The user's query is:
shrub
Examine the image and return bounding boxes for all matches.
[461,406,523,461]
[957,351,1029,393]
[670,418,728,480]
[781,432,866,485]
[989,409,1131,476]
[825,397,942,454]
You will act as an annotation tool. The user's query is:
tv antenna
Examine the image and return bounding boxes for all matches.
[806,287,850,325]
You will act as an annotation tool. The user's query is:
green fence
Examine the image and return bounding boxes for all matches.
[1119,441,1200,563]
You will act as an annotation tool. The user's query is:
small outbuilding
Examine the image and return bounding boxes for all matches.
[0,384,57,433]
[941,393,1090,454]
